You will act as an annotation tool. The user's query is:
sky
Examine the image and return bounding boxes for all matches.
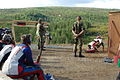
[0,0,120,9]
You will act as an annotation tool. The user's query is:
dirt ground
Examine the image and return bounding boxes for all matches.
[32,45,120,80]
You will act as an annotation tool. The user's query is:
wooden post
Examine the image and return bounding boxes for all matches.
[11,20,48,41]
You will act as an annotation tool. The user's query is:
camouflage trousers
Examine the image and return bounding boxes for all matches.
[38,35,45,50]
[73,38,83,56]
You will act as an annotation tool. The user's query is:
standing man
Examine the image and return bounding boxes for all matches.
[72,16,85,57]
[36,18,46,50]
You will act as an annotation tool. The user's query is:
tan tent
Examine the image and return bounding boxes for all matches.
[108,11,120,58]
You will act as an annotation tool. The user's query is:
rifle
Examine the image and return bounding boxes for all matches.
[36,48,42,63]
[36,38,43,63]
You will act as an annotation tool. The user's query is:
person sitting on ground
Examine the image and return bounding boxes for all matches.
[0,28,12,51]
[0,34,15,70]
[0,34,6,51]
[87,36,104,52]
[2,34,46,80]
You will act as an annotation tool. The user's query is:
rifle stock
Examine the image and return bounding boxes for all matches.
[36,49,42,63]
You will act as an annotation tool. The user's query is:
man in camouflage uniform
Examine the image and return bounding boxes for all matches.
[72,16,85,57]
[36,19,46,50]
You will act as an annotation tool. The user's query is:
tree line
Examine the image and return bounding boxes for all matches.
[0,7,119,44]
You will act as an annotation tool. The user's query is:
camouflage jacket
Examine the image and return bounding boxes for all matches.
[72,21,84,34]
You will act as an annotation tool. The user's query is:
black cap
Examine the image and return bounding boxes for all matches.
[21,34,31,45]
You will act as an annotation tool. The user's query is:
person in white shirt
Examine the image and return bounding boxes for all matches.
[36,19,46,50]
[88,36,104,52]
[0,34,15,69]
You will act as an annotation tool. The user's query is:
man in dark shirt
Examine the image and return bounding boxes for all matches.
[72,16,85,57]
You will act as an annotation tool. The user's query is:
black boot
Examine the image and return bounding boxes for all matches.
[79,46,84,57]
[79,52,85,57]
[38,45,40,49]
[79,54,85,57]
[74,55,77,57]
[74,52,77,57]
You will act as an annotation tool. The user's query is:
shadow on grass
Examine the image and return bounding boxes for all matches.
[54,76,72,80]
[42,65,64,69]
[41,61,60,64]
[45,49,72,53]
